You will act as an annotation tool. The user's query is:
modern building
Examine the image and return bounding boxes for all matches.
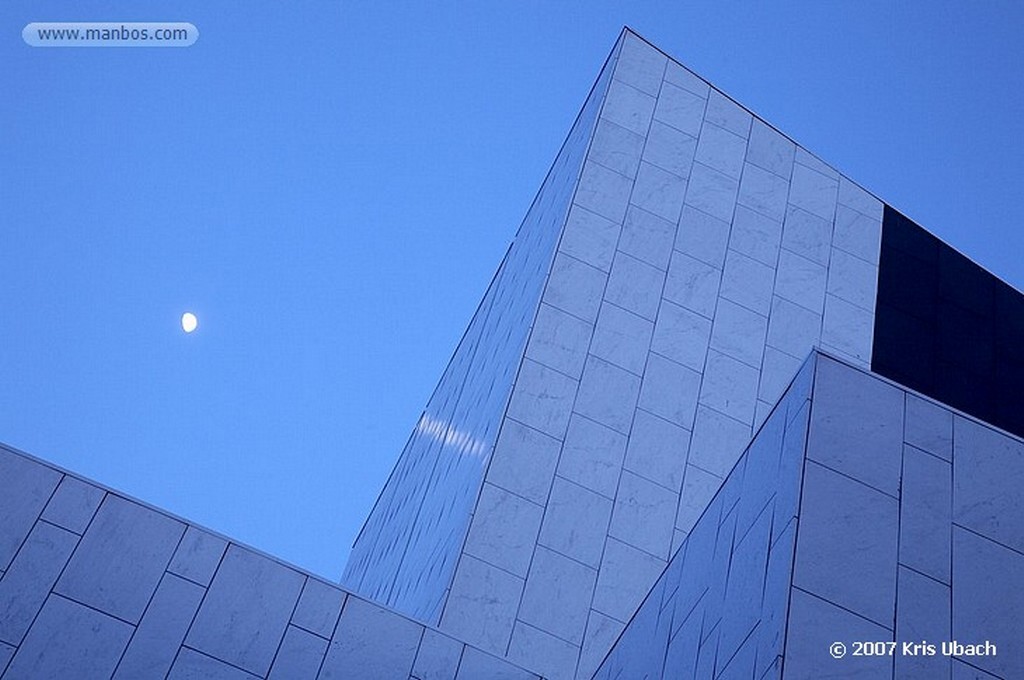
[1,27,1022,680]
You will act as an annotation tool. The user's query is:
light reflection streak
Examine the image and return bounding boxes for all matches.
[414,412,488,458]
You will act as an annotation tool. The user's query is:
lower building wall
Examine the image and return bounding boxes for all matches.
[4,351,1022,680]
[0,445,540,680]
[784,354,1022,680]
[592,354,813,679]
[594,352,1024,680]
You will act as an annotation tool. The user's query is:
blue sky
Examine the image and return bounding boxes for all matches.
[2,2,1022,579]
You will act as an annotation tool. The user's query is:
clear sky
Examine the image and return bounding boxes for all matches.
[2,2,1022,580]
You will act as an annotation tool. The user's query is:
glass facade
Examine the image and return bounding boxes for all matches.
[873,206,1024,439]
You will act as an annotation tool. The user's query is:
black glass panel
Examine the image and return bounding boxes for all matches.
[872,206,1024,439]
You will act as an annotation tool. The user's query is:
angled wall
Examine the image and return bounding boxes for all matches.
[433,30,885,680]
[592,353,813,680]
[341,28,618,623]
[0,444,542,680]
[786,355,1022,680]
[594,353,1024,680]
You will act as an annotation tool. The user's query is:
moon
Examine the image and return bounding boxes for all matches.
[181,312,198,333]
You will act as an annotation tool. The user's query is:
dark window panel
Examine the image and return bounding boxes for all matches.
[936,306,994,371]
[876,249,938,321]
[931,361,992,418]
[882,208,942,263]
[995,285,1024,352]
[938,246,995,318]
[873,205,1024,440]
[992,357,1024,435]
[871,303,936,392]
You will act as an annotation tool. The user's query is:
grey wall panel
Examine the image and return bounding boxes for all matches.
[185,545,304,677]
[894,566,951,679]
[537,476,613,569]
[462,483,543,579]
[291,577,345,640]
[113,573,205,679]
[953,659,1002,680]
[485,420,562,507]
[782,588,893,680]
[0,448,61,572]
[517,546,595,647]
[507,620,581,680]
[952,527,1024,678]
[953,415,1024,553]
[4,595,133,680]
[267,626,328,680]
[168,526,228,587]
[0,522,77,646]
[410,628,462,680]
[439,554,523,656]
[792,461,899,628]
[167,648,259,680]
[320,597,421,679]
[904,392,954,461]
[39,476,104,535]
[55,494,185,623]
[455,646,540,680]
[899,445,952,583]
[805,355,904,497]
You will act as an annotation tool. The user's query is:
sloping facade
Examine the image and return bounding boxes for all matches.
[596,352,1023,679]
[346,28,889,680]
[0,445,542,679]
